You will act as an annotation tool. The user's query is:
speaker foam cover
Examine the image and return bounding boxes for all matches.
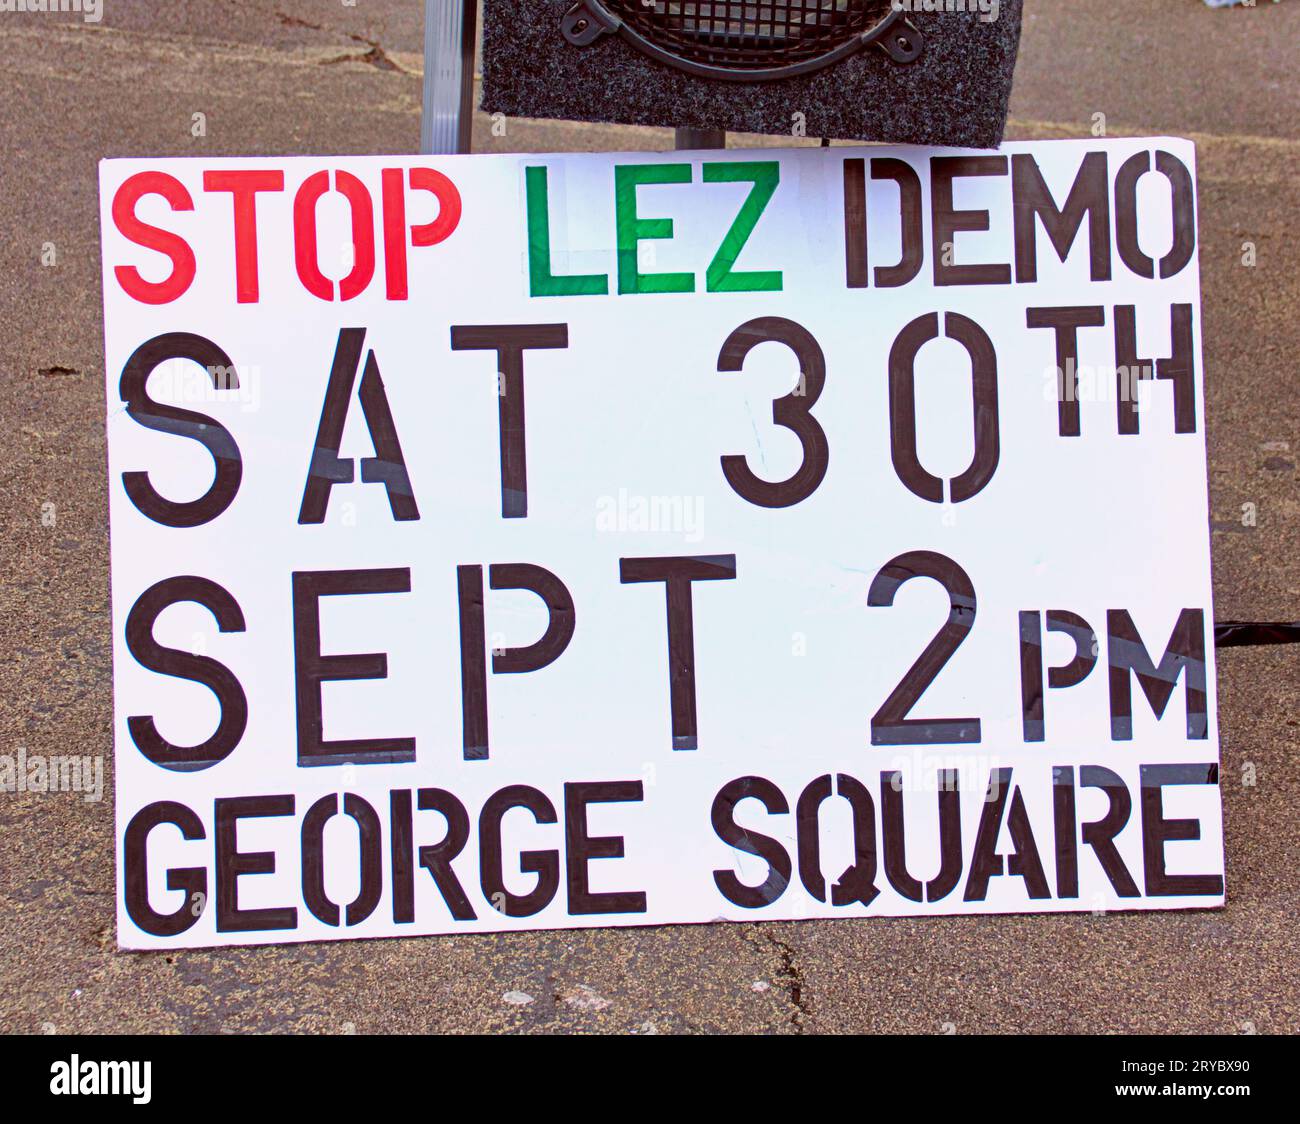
[481,1,1023,148]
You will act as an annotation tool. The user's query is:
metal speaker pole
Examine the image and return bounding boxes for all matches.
[422,0,478,154]
[675,127,726,150]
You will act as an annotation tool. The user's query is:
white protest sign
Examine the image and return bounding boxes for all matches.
[100,139,1222,950]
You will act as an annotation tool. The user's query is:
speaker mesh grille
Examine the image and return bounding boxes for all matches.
[606,1,894,71]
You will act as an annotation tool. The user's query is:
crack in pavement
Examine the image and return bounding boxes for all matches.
[273,10,409,74]
[741,925,810,1032]
[319,39,406,75]
[275,13,323,32]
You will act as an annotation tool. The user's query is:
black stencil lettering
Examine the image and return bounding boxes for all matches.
[391,788,476,923]
[842,157,924,289]
[1108,608,1208,740]
[390,789,415,923]
[478,785,560,918]
[564,781,647,915]
[1114,304,1197,435]
[214,795,297,933]
[718,317,828,508]
[1154,151,1197,278]
[711,776,791,908]
[1012,151,1111,282]
[456,563,576,761]
[123,801,206,937]
[1052,766,1079,899]
[449,323,569,518]
[620,554,738,751]
[1051,766,1143,901]
[872,157,925,288]
[457,565,489,761]
[843,157,867,288]
[1140,763,1223,897]
[489,563,576,673]
[299,328,418,523]
[1078,765,1141,897]
[868,551,980,745]
[417,788,476,921]
[931,155,1012,287]
[119,332,243,527]
[964,769,1050,901]
[292,568,416,766]
[880,769,963,903]
[1114,150,1197,280]
[125,576,247,771]
[1019,609,1098,742]
[889,312,1000,503]
[795,774,879,907]
[301,792,383,926]
[1025,306,1106,437]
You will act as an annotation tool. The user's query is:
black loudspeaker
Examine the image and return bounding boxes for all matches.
[480,1,1023,148]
